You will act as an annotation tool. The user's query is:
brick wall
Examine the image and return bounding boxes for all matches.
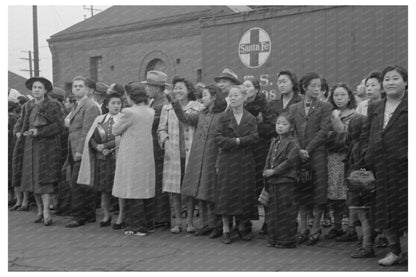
[50,22,202,92]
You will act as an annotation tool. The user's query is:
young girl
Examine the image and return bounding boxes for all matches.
[263,113,300,248]
[78,92,123,227]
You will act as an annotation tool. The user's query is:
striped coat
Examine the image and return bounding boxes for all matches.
[157,101,204,193]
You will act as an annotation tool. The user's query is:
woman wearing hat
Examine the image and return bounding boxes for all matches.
[77,91,123,227]
[158,76,204,234]
[12,77,65,226]
[111,83,156,236]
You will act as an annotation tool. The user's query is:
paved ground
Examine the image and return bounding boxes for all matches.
[8,207,408,271]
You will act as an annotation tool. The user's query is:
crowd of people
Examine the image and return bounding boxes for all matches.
[8,65,408,267]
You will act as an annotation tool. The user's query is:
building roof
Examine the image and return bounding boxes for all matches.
[50,5,243,40]
[8,71,30,95]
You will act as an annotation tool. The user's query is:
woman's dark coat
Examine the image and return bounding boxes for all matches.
[215,109,259,217]
[360,94,408,234]
[289,99,333,206]
[12,97,64,187]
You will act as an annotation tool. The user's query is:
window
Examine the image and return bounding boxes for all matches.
[197,69,202,83]
[90,56,102,82]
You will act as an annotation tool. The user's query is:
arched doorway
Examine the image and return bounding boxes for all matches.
[139,50,175,82]
[145,58,167,73]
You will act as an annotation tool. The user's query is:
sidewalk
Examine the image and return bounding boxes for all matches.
[8,207,407,271]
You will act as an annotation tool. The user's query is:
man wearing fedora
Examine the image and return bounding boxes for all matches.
[93,82,109,111]
[214,68,241,99]
[142,70,171,230]
[65,76,101,228]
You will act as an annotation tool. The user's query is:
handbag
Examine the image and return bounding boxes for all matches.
[258,187,270,206]
[297,163,314,185]
[347,168,376,191]
[258,177,270,206]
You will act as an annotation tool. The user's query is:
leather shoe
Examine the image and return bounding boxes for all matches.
[44,218,53,226]
[222,232,232,244]
[65,220,85,228]
[112,222,125,230]
[34,215,44,223]
[99,217,112,227]
[17,205,30,212]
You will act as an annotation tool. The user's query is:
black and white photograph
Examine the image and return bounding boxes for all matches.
[6,1,410,272]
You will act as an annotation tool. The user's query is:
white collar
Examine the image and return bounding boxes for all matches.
[103,112,120,123]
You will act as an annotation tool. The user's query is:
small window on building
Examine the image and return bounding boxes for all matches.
[90,56,102,82]
[197,69,202,83]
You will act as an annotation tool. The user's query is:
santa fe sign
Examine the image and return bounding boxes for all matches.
[238,27,271,69]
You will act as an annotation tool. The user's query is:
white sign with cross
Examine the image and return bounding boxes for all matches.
[238,27,272,69]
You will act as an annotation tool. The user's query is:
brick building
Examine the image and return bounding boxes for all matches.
[49,5,407,99]
[48,6,250,92]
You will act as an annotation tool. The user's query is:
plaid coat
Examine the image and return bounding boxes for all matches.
[157,101,204,193]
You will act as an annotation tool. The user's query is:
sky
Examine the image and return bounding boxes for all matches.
[8,5,111,82]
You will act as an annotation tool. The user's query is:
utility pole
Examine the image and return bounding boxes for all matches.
[20,50,33,77]
[83,5,102,18]
[33,5,40,77]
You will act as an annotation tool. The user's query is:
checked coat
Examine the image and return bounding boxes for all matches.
[157,101,204,194]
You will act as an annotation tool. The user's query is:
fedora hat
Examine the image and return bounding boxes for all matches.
[141,70,169,87]
[214,68,241,85]
[49,86,65,102]
[94,82,109,96]
[25,76,53,92]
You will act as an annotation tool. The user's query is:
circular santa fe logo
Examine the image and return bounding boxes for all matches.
[238,27,272,69]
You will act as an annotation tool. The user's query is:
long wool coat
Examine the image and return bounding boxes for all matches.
[289,99,332,206]
[360,95,408,234]
[215,109,259,217]
[157,101,204,194]
[170,101,222,203]
[12,97,64,187]
[112,106,155,199]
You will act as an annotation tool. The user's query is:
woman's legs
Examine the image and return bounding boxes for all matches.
[34,193,43,217]
[186,196,195,231]
[101,192,111,222]
[13,188,22,206]
[115,198,125,224]
[311,206,323,237]
[22,191,29,207]
[199,200,208,227]
[298,205,309,235]
[41,194,52,221]
[172,193,182,228]
[222,215,231,234]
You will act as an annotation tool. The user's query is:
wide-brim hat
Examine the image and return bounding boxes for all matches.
[141,70,170,87]
[214,68,241,85]
[25,76,53,92]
